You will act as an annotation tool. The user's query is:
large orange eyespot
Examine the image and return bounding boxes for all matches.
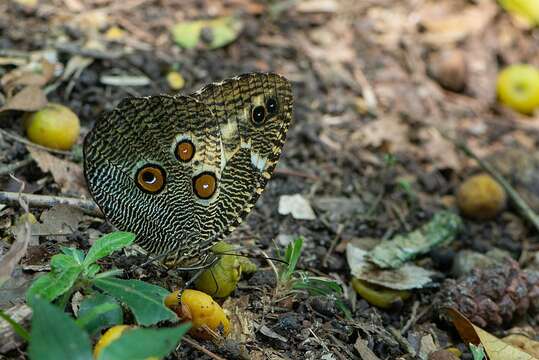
[193,172,217,199]
[175,140,195,162]
[135,165,166,194]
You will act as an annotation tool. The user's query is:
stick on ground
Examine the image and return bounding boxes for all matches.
[0,191,102,217]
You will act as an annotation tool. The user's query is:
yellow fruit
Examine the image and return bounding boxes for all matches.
[194,242,250,298]
[456,173,506,220]
[496,64,539,115]
[166,71,185,90]
[93,325,133,359]
[23,103,80,150]
[165,289,230,340]
[351,278,410,309]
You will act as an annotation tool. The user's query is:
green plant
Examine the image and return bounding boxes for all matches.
[277,237,351,318]
[14,231,191,360]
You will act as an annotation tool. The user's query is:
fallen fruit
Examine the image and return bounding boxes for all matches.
[23,103,80,150]
[165,289,230,340]
[166,71,185,90]
[496,64,539,115]
[195,241,257,298]
[351,278,411,309]
[93,325,133,359]
[456,173,506,220]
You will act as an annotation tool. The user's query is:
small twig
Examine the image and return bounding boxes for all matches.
[441,131,539,232]
[400,300,419,335]
[0,191,101,216]
[322,223,344,267]
[274,168,319,181]
[181,336,227,360]
[389,326,416,357]
[0,129,72,156]
[0,157,32,176]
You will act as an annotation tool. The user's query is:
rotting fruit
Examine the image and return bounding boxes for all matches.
[456,173,506,220]
[94,325,131,358]
[23,103,80,150]
[496,64,539,115]
[165,289,230,340]
[195,241,257,298]
[351,278,411,309]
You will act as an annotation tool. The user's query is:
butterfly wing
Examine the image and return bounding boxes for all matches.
[84,73,293,266]
[192,73,293,243]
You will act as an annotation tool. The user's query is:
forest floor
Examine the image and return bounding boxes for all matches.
[1,0,539,359]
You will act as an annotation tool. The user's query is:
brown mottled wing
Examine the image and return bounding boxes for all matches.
[192,72,293,245]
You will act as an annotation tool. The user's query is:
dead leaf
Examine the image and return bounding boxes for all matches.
[0,303,32,353]
[347,242,437,290]
[28,147,88,196]
[418,127,461,171]
[222,295,255,343]
[0,216,31,287]
[0,85,48,113]
[354,337,381,360]
[296,0,337,13]
[503,335,539,358]
[351,116,410,153]
[33,205,84,241]
[418,1,497,46]
[446,308,539,360]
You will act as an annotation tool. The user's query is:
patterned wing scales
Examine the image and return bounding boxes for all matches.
[84,73,293,267]
[193,73,293,244]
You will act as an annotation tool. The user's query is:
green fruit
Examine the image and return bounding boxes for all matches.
[496,64,539,115]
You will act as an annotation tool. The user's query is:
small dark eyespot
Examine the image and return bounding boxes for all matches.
[252,105,266,124]
[266,98,278,115]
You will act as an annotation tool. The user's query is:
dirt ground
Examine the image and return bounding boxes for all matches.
[1,0,539,359]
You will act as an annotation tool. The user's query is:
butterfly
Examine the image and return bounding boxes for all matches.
[83,73,293,267]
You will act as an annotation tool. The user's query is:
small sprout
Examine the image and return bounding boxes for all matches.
[93,325,134,359]
[456,173,506,220]
[195,242,257,298]
[351,278,410,309]
[23,103,81,150]
[165,289,230,340]
[496,64,539,115]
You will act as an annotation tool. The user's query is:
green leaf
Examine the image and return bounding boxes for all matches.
[83,232,135,268]
[76,294,123,336]
[0,308,29,341]
[170,21,203,49]
[28,297,92,360]
[94,278,177,326]
[281,237,303,281]
[26,265,83,303]
[84,263,101,278]
[98,324,190,360]
[51,253,81,270]
[469,343,486,360]
[61,247,85,263]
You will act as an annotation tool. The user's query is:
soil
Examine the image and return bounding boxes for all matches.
[1,0,539,359]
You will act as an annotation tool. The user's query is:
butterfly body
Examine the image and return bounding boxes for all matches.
[83,73,293,266]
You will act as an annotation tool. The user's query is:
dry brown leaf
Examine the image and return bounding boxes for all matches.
[0,216,31,287]
[351,116,410,153]
[354,337,381,360]
[222,295,256,343]
[33,205,84,241]
[28,147,88,196]
[0,85,48,113]
[446,308,539,360]
[418,1,497,46]
[503,335,539,358]
[418,127,461,171]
